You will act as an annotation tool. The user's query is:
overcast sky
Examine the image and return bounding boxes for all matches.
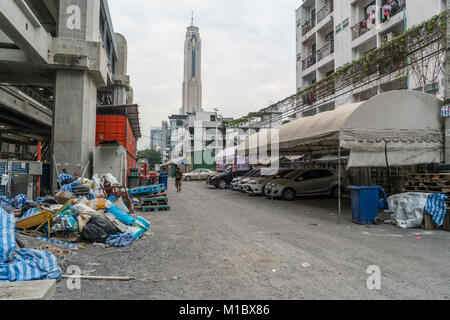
[108,0,299,150]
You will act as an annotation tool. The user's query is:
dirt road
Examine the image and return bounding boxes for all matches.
[55,179,450,300]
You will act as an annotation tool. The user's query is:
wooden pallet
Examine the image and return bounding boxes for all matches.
[144,193,167,198]
[443,211,450,231]
[405,180,450,187]
[137,192,167,200]
[423,210,450,231]
[141,205,171,212]
[141,197,168,206]
[402,186,450,193]
[413,174,450,180]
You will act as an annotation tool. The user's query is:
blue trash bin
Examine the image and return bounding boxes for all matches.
[159,173,168,191]
[347,186,389,225]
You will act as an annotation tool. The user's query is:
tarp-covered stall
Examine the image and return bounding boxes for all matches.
[247,91,443,168]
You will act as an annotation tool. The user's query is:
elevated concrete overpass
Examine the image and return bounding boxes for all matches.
[0,0,134,184]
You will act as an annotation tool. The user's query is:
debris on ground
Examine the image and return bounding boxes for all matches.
[0,173,165,285]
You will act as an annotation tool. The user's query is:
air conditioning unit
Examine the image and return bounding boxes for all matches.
[382,32,395,44]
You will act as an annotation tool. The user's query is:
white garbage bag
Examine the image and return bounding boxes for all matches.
[104,173,120,186]
[114,197,130,213]
[386,192,430,229]
[92,174,103,197]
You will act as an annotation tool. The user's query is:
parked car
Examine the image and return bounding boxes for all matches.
[230,169,258,190]
[209,168,250,189]
[243,168,297,195]
[183,168,216,181]
[235,169,262,192]
[265,168,339,201]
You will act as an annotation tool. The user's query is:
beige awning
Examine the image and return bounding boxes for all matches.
[237,90,444,167]
[280,102,363,153]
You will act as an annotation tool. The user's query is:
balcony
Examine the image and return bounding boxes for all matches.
[317,41,334,62]
[302,53,317,71]
[302,16,316,35]
[351,15,376,40]
[380,0,406,24]
[317,1,333,24]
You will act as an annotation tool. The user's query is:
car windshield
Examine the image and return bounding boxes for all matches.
[261,168,279,177]
[283,169,304,179]
[277,170,296,178]
[251,170,261,178]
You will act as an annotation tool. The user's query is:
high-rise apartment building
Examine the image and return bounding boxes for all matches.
[296,0,446,115]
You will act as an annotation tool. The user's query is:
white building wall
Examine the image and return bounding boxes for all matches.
[334,0,352,70]
[406,0,445,27]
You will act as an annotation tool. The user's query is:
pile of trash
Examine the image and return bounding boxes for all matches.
[0,173,154,283]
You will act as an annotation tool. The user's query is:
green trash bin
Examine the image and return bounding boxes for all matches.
[128,175,139,189]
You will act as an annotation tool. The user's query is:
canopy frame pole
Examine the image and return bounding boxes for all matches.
[338,137,342,217]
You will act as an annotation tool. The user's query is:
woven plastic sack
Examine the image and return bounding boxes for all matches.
[133,216,151,231]
[127,227,145,240]
[106,205,135,226]
[72,203,100,216]
[0,209,16,263]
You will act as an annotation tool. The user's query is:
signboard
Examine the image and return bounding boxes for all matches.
[441,106,450,118]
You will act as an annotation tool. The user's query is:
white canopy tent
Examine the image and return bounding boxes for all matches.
[164,156,188,166]
[237,90,444,215]
[238,90,443,167]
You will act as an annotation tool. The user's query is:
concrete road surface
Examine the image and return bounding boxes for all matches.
[55,179,450,300]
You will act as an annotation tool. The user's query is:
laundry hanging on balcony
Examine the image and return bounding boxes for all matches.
[381,0,404,22]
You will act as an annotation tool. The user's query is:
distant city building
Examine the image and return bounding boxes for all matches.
[169,114,188,158]
[150,127,163,151]
[161,121,171,163]
[181,15,203,115]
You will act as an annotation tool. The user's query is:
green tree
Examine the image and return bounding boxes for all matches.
[137,149,162,170]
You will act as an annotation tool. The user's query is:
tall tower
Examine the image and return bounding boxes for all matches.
[181,14,202,114]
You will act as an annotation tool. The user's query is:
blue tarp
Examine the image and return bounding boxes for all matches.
[424,193,448,227]
[59,173,73,184]
[0,211,16,263]
[0,249,62,282]
[0,196,11,208]
[12,194,27,209]
[106,232,134,247]
[0,210,62,282]
[16,208,40,222]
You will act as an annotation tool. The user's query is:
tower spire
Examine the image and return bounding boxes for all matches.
[191,10,194,26]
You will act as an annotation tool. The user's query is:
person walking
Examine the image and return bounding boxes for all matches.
[175,167,183,192]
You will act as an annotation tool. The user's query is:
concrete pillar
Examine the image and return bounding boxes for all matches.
[52,0,101,187]
[53,70,97,179]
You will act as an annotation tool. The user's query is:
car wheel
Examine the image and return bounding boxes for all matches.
[281,188,296,201]
[261,185,267,196]
[185,176,191,181]
[218,180,228,190]
[331,186,339,198]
